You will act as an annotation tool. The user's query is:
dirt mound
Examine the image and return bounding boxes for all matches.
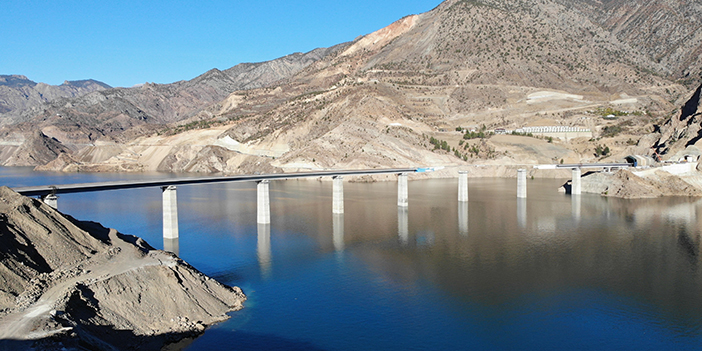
[0,187,245,350]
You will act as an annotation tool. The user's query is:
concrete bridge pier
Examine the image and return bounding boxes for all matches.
[571,168,582,195]
[458,171,468,202]
[163,238,179,256]
[162,186,179,240]
[517,169,527,198]
[257,180,271,224]
[333,176,344,214]
[41,194,58,210]
[398,173,409,207]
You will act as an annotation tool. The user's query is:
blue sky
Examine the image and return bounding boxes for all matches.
[1,0,442,88]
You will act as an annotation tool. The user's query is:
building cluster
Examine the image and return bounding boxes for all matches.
[512,126,591,134]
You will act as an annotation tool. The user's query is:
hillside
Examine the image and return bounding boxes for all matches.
[4,0,702,174]
[0,187,245,350]
[0,46,345,166]
[0,75,110,119]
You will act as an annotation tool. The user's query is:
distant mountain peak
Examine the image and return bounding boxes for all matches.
[0,76,112,118]
[0,75,37,88]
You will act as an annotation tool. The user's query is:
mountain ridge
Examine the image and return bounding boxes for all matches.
[0,75,111,117]
[2,0,702,173]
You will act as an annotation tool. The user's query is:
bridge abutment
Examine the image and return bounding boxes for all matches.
[517,169,527,198]
[398,173,409,207]
[162,186,179,239]
[41,194,58,210]
[257,180,271,224]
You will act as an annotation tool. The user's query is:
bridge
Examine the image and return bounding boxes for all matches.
[13,169,418,242]
[11,165,600,247]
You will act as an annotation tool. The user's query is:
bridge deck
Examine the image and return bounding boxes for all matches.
[12,169,417,197]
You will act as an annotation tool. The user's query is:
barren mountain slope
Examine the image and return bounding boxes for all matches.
[570,0,702,86]
[11,0,702,173]
[0,46,346,160]
[0,75,110,119]
[136,0,694,173]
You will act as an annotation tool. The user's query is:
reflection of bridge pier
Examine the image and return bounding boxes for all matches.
[257,223,271,277]
[333,214,344,251]
[572,195,581,222]
[398,207,409,245]
[517,198,527,229]
[458,202,469,236]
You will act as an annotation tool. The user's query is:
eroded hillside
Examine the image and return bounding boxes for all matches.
[4,0,702,175]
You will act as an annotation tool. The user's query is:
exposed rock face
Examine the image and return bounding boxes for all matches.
[0,75,111,120]
[573,0,702,85]
[655,83,702,157]
[0,187,245,350]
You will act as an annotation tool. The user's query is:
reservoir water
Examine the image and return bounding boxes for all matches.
[3,167,702,350]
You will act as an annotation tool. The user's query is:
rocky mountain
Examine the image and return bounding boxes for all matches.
[3,0,702,174]
[3,46,346,145]
[0,75,110,118]
[654,82,702,157]
[570,0,702,86]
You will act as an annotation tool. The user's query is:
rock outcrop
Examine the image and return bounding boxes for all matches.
[655,83,702,157]
[577,168,702,198]
[0,187,245,350]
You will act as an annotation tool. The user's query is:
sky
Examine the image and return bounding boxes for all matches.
[1,0,443,88]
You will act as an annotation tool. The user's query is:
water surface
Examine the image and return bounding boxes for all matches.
[3,168,702,350]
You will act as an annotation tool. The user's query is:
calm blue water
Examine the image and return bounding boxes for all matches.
[4,167,702,350]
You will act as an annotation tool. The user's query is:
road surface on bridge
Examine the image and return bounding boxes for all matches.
[12,168,418,197]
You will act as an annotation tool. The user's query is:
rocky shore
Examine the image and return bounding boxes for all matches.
[572,166,702,199]
[0,187,245,350]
